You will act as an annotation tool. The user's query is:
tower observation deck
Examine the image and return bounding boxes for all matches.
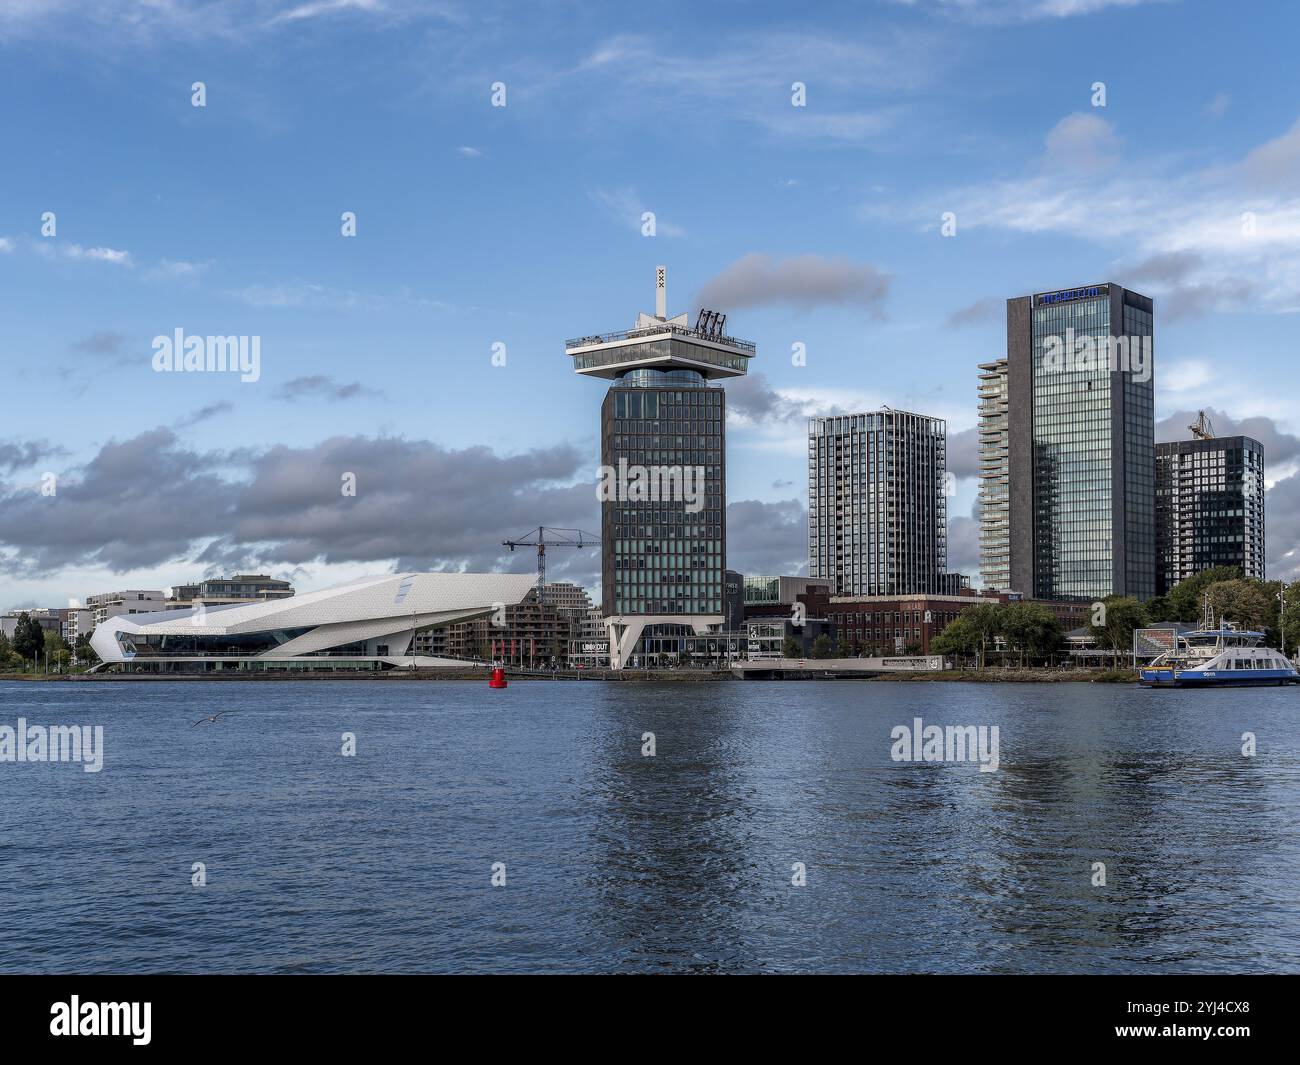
[565,266,753,382]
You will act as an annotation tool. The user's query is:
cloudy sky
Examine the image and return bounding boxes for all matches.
[3,0,1300,609]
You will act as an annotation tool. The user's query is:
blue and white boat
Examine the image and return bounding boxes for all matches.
[1139,606,1297,688]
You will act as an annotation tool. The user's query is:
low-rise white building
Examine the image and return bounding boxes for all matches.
[89,571,536,673]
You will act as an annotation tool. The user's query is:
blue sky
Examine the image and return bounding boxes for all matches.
[3,0,1300,608]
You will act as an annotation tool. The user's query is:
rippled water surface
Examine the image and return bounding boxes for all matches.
[1,678,1296,973]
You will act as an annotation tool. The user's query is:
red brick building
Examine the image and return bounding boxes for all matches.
[818,590,1089,656]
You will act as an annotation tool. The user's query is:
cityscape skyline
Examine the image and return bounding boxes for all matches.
[4,0,1300,612]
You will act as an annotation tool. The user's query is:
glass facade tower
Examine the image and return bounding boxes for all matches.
[1155,436,1265,594]
[1007,283,1155,601]
[600,378,726,616]
[567,268,752,668]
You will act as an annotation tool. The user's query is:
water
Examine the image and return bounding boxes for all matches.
[1,678,1296,974]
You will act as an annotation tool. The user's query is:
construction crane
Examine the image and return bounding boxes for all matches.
[501,526,600,604]
[1188,409,1215,440]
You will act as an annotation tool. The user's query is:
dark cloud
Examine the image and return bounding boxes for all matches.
[0,438,65,474]
[1155,408,1300,465]
[726,371,852,425]
[1266,474,1300,581]
[946,498,981,581]
[1123,251,1262,322]
[944,296,1001,328]
[725,498,807,576]
[0,429,598,579]
[726,372,807,423]
[72,330,127,355]
[947,426,981,479]
[696,253,890,314]
[274,375,385,403]
[174,401,234,428]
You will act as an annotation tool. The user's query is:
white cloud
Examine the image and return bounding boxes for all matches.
[1043,112,1121,172]
[0,1,464,45]
[887,0,1167,21]
[566,29,939,146]
[34,241,134,266]
[589,187,686,238]
[268,0,383,25]
[146,258,209,281]
[907,113,1300,316]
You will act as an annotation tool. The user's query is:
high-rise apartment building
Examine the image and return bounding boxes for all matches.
[978,358,1010,591]
[1155,435,1265,594]
[1006,283,1155,601]
[808,409,948,596]
[567,268,751,668]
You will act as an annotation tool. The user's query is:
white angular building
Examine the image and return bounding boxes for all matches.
[89,572,537,673]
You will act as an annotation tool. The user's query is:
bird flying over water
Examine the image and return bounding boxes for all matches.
[192,711,236,727]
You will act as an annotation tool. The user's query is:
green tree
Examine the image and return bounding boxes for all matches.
[0,631,13,670]
[43,630,69,671]
[1165,565,1242,621]
[836,635,852,658]
[963,603,1004,668]
[782,635,802,658]
[1259,579,1285,643]
[810,634,832,659]
[1000,602,1063,666]
[1145,595,1170,623]
[1088,596,1150,660]
[1204,578,1272,631]
[12,613,44,662]
[1278,581,1300,660]
[931,614,980,663]
[73,632,99,665]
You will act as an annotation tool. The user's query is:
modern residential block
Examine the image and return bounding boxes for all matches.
[1155,435,1265,594]
[808,409,948,596]
[978,358,1010,592]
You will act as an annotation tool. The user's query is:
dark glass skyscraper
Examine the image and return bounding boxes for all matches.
[1005,283,1155,601]
[1155,436,1265,594]
[567,268,752,668]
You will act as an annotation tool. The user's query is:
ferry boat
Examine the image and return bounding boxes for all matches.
[1139,602,1298,688]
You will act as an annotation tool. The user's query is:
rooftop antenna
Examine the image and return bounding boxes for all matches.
[655,265,666,320]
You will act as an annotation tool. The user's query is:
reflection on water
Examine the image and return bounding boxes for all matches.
[0,679,1295,973]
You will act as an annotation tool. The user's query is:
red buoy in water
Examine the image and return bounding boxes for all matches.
[489,667,507,689]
